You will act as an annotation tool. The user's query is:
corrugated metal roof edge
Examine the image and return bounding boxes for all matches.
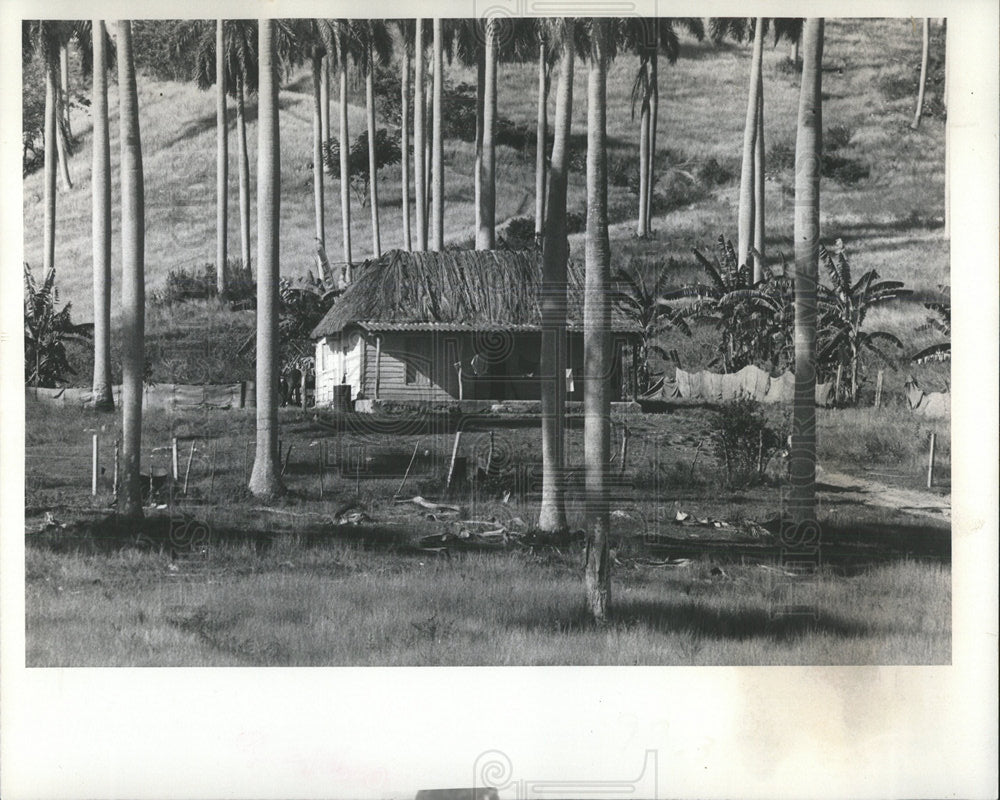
[341,322,642,334]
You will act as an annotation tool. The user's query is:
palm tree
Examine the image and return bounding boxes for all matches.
[534,24,553,244]
[357,21,393,257]
[24,23,65,275]
[476,17,499,249]
[789,17,823,529]
[336,19,354,276]
[116,19,145,520]
[311,37,327,251]
[583,17,613,624]
[59,42,71,137]
[738,18,765,278]
[431,18,444,251]
[248,18,284,499]
[911,18,931,129]
[538,18,575,535]
[621,18,704,236]
[396,20,413,251]
[91,20,113,412]
[413,18,427,251]
[196,21,258,274]
[215,20,228,295]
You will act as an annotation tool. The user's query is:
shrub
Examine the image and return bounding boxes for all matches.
[821,153,870,185]
[696,156,734,187]
[651,172,706,214]
[878,72,915,101]
[607,154,641,191]
[826,123,854,151]
[710,398,788,489]
[768,141,795,172]
[151,260,255,307]
[565,210,586,234]
[504,217,538,250]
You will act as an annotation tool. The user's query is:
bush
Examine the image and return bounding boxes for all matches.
[504,217,538,250]
[710,398,788,489]
[826,124,854,151]
[651,172,706,214]
[878,72,915,101]
[565,210,586,234]
[607,154,641,191]
[151,260,255,307]
[768,141,795,172]
[822,153,870,185]
[696,156,734,187]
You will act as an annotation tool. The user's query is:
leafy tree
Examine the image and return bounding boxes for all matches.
[612,257,691,392]
[816,242,911,403]
[323,129,401,207]
[23,264,92,388]
[912,302,951,363]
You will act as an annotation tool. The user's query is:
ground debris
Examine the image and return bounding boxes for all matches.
[395,495,461,514]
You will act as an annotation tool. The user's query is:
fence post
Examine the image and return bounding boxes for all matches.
[172,437,179,481]
[113,438,120,499]
[926,432,936,488]
[874,370,884,408]
[91,434,99,496]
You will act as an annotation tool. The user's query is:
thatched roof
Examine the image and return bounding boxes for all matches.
[311,249,636,338]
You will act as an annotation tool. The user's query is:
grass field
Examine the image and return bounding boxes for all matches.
[24,398,951,666]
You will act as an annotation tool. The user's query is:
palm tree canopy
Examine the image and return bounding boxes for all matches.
[195,20,259,96]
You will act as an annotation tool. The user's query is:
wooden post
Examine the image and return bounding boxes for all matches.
[926,432,936,488]
[374,335,382,400]
[243,441,251,485]
[172,437,179,481]
[446,429,463,488]
[834,363,843,405]
[301,369,308,411]
[183,441,196,494]
[91,434,99,496]
[874,370,884,408]
[281,443,293,478]
[619,424,629,476]
[486,430,494,475]
[113,438,120,499]
[396,440,419,498]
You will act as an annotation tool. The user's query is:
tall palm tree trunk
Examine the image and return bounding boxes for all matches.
[474,48,484,244]
[366,48,381,257]
[400,47,412,250]
[943,18,950,237]
[60,42,72,138]
[249,18,283,499]
[236,76,251,270]
[321,54,331,146]
[789,18,823,529]
[534,38,549,244]
[338,27,353,279]
[911,18,930,129]
[43,52,58,274]
[431,19,444,251]
[739,17,764,277]
[312,49,326,249]
[584,18,612,624]
[117,20,145,520]
[477,19,497,249]
[645,50,658,232]
[636,67,650,238]
[216,19,229,296]
[754,72,766,272]
[538,20,574,534]
[413,20,427,251]
[55,83,73,191]
[91,20,113,412]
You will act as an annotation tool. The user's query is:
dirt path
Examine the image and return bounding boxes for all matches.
[817,465,951,522]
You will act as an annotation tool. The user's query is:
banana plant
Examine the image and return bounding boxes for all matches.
[24,263,92,388]
[816,240,911,403]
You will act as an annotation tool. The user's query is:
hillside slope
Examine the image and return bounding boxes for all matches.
[23,18,946,344]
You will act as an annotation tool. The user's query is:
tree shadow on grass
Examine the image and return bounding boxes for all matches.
[509,595,872,643]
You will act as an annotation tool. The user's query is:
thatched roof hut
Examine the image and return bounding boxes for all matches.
[311,249,634,337]
[311,249,639,407]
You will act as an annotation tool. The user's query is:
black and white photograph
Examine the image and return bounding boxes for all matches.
[1,0,996,797]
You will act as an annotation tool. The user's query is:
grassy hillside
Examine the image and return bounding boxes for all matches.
[23,18,948,388]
